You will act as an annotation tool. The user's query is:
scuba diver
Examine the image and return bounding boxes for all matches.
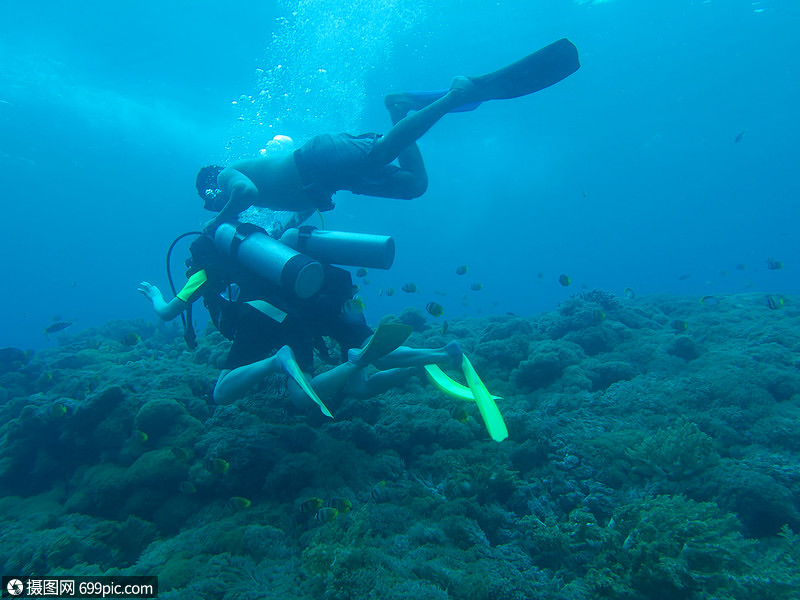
[197,39,580,233]
[138,224,467,418]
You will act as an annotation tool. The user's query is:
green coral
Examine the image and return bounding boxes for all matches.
[626,418,720,482]
[511,340,585,390]
[519,494,799,599]
[584,495,797,599]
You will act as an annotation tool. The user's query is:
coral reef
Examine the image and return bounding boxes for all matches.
[1,294,799,599]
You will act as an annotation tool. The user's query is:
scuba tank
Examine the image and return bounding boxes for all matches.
[280,226,395,270]
[214,222,324,299]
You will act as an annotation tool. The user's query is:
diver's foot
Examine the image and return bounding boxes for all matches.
[275,345,299,376]
[448,76,481,104]
[384,91,444,116]
[347,339,371,367]
[347,334,390,367]
[444,341,463,367]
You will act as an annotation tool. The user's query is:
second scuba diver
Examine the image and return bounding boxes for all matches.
[138,227,466,418]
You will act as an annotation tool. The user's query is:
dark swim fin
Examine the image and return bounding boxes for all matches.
[469,37,580,101]
[348,323,413,366]
[397,38,580,113]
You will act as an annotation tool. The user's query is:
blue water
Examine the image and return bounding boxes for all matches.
[1,0,797,350]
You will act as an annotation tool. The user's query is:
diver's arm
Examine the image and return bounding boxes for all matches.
[138,269,206,321]
[206,168,259,231]
[138,282,187,320]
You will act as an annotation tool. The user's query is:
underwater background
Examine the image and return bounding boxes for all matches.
[2,0,800,599]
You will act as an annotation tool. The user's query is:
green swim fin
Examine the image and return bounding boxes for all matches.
[461,355,508,443]
[470,37,580,102]
[424,364,503,403]
[424,361,508,442]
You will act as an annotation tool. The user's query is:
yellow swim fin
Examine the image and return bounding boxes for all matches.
[424,364,503,403]
[282,354,333,418]
[460,355,508,442]
[424,361,507,442]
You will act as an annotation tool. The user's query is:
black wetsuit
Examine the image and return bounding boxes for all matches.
[186,234,371,372]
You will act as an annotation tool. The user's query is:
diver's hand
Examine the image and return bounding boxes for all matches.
[203,217,220,235]
[139,282,186,321]
[137,281,163,305]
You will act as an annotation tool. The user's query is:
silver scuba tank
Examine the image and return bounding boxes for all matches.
[280,226,395,270]
[214,222,324,299]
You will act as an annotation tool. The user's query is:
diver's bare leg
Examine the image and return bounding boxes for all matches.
[213,344,355,407]
[371,77,478,165]
[346,367,417,399]
[372,342,462,371]
[213,355,286,404]
[383,100,429,196]
[287,360,361,406]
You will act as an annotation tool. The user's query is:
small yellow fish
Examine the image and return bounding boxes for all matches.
[670,319,688,331]
[442,320,449,335]
[179,481,197,494]
[343,297,365,315]
[455,265,468,275]
[301,497,324,514]
[210,458,229,475]
[450,406,470,423]
[426,302,444,317]
[592,310,606,322]
[356,268,368,278]
[470,283,483,291]
[700,295,719,306]
[558,274,571,287]
[316,507,339,523]
[133,430,148,443]
[765,258,784,270]
[624,287,636,300]
[171,447,191,461]
[121,332,141,347]
[402,283,417,293]
[228,496,251,510]
[766,295,785,310]
[371,481,388,501]
[385,287,395,296]
[327,497,352,513]
[50,403,67,418]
